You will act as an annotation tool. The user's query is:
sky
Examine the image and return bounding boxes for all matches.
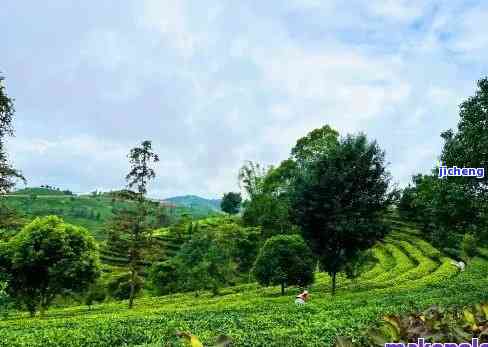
[2,0,488,199]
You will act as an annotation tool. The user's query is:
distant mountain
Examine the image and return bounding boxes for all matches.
[164,195,222,212]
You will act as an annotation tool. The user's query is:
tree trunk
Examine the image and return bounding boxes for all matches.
[39,295,46,317]
[281,282,285,296]
[128,268,135,309]
[331,272,337,296]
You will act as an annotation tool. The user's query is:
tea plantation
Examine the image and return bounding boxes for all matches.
[1,223,487,347]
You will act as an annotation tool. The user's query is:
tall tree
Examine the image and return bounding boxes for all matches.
[106,141,159,309]
[0,74,25,194]
[238,161,267,199]
[220,192,242,215]
[126,140,159,308]
[291,133,395,294]
[291,125,339,169]
[239,127,340,237]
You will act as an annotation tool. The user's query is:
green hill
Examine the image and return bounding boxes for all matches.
[1,189,221,240]
[1,220,487,346]
[164,195,222,213]
[11,186,73,196]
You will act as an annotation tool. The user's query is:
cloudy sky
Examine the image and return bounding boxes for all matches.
[2,1,488,198]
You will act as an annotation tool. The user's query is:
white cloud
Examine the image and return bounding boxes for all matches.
[4,0,488,196]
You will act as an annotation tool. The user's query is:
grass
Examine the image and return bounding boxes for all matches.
[0,223,487,347]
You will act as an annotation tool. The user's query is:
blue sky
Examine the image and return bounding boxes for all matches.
[2,1,488,198]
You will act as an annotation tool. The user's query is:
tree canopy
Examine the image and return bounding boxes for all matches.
[253,234,314,295]
[1,216,99,316]
[220,192,242,214]
[400,78,488,247]
[291,133,394,294]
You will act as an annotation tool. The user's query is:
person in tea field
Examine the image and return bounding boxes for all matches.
[295,290,310,305]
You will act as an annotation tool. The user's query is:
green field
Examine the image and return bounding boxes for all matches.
[1,223,487,347]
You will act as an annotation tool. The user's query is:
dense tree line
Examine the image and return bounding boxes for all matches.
[399,78,488,254]
[232,125,396,294]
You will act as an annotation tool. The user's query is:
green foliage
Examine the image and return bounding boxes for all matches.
[462,233,478,261]
[240,160,296,237]
[148,260,179,296]
[401,78,488,250]
[2,194,132,239]
[343,250,375,280]
[12,187,72,196]
[336,303,488,346]
[0,73,25,194]
[291,124,339,169]
[292,133,395,294]
[0,203,25,240]
[126,140,159,198]
[215,222,260,273]
[107,272,142,300]
[399,174,483,248]
[253,234,314,295]
[238,161,268,199]
[150,217,250,296]
[84,281,107,309]
[172,230,236,296]
[4,216,99,316]
[241,192,293,237]
[115,140,160,309]
[240,126,341,237]
[105,203,155,308]
[2,191,193,241]
[0,223,486,346]
[441,77,488,185]
[0,280,13,318]
[164,195,222,217]
[220,192,242,215]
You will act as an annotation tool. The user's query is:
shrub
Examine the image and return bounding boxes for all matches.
[253,234,314,295]
[84,282,107,309]
[107,273,142,300]
[148,260,180,296]
[335,303,488,346]
[5,216,99,316]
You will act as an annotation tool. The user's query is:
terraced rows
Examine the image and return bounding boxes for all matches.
[325,231,459,294]
[99,232,184,268]
[1,219,486,347]
[98,216,460,298]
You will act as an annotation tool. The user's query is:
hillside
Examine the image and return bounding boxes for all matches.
[10,186,73,196]
[1,189,221,240]
[164,195,222,213]
[1,219,487,346]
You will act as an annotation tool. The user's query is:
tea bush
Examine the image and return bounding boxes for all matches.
[0,227,487,346]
